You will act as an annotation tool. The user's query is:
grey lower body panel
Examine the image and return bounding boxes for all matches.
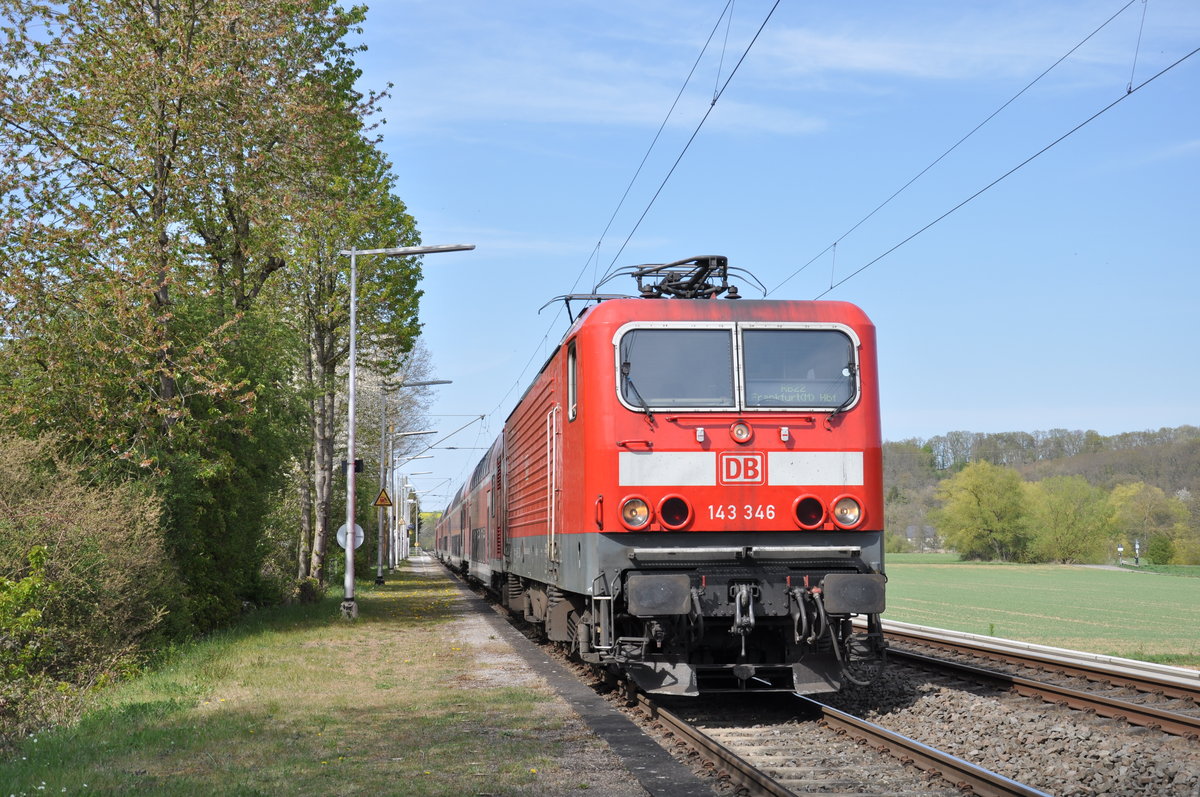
[503,529,887,694]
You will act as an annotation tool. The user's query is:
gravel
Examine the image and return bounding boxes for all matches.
[825,666,1200,796]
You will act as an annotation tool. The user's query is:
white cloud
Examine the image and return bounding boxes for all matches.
[753,1,1200,85]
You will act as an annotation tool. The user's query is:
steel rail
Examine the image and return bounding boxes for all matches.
[798,696,1053,797]
[634,689,1049,797]
[632,692,793,797]
[879,620,1200,701]
[892,649,1200,739]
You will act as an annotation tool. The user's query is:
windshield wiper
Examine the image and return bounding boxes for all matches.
[620,361,655,423]
[824,363,858,427]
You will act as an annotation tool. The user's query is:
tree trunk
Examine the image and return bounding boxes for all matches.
[298,445,314,580]
[309,327,338,584]
[297,347,318,580]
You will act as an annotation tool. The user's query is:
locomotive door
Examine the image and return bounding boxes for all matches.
[546,405,561,562]
[493,455,504,562]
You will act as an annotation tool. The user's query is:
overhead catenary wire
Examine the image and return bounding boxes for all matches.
[430,4,1193,492]
[403,414,488,472]
[813,43,1200,299]
[770,0,1143,297]
[570,0,736,296]
[473,0,777,477]
[714,0,736,103]
[595,0,782,290]
[1127,0,1150,93]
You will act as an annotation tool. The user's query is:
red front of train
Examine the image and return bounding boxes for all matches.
[437,265,886,694]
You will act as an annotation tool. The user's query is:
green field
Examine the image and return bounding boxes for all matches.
[883,555,1200,666]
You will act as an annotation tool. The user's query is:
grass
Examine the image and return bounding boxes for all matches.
[0,564,583,796]
[5,555,1197,793]
[1123,563,1200,579]
[884,556,1200,667]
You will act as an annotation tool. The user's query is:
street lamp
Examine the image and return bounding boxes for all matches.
[394,379,453,388]
[340,243,473,620]
[392,467,433,564]
[374,430,437,585]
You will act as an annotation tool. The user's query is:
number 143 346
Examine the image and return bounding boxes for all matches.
[707,504,776,520]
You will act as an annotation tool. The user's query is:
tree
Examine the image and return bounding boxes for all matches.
[1109,482,1189,565]
[1176,488,1200,565]
[0,0,399,628]
[273,142,424,583]
[932,461,1031,561]
[883,441,940,551]
[1026,476,1114,563]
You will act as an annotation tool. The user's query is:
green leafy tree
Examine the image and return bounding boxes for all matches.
[1109,482,1189,565]
[0,434,180,740]
[1176,488,1200,565]
[1025,476,1114,563]
[932,461,1031,561]
[0,1,400,627]
[274,143,423,583]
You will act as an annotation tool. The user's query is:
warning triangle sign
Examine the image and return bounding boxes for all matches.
[373,488,393,507]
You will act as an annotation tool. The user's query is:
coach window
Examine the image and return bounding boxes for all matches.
[567,341,578,421]
[741,328,856,409]
[619,328,735,409]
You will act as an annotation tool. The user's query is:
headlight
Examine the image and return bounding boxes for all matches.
[831,496,863,528]
[621,497,651,529]
[729,420,753,444]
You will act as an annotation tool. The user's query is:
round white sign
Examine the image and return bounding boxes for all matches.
[336,523,365,550]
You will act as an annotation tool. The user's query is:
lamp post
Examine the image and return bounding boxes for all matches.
[403,476,452,559]
[406,486,438,554]
[388,457,430,569]
[340,244,473,620]
[375,426,440,585]
[394,467,431,564]
[405,497,419,553]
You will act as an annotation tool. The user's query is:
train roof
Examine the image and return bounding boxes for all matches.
[564,296,875,337]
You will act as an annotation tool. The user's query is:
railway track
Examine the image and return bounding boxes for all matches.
[880,620,1200,738]
[458,566,1200,795]
[881,620,1200,699]
[633,622,1200,795]
[465,566,1045,795]
[636,691,1050,796]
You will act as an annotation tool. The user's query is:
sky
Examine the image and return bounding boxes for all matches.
[350,0,1200,505]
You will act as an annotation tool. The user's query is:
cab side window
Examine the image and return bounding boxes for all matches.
[567,341,578,421]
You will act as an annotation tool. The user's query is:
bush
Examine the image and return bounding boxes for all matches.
[0,546,52,678]
[296,577,325,604]
[0,435,183,742]
[885,530,913,553]
[1146,535,1175,565]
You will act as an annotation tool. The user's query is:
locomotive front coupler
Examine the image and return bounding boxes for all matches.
[729,583,757,658]
[688,586,705,640]
[787,586,817,644]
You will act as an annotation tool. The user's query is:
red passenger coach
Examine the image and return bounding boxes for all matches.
[436,257,886,694]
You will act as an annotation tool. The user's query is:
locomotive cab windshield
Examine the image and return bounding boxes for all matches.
[617,323,860,412]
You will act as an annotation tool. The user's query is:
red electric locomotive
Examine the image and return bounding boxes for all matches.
[436,256,886,694]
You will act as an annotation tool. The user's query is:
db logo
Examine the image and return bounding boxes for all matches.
[718,452,766,485]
